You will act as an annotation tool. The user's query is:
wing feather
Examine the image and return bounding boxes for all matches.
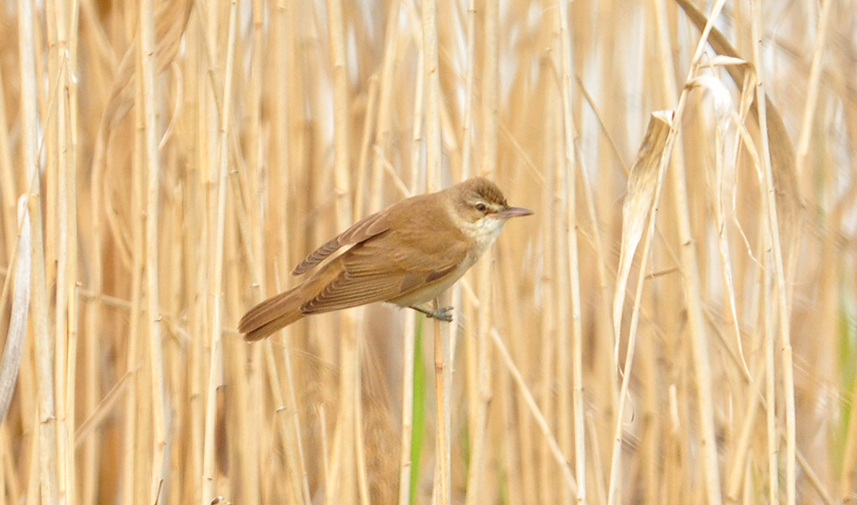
[299,231,469,314]
[301,271,403,313]
[291,211,391,276]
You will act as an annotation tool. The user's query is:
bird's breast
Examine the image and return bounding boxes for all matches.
[461,217,505,260]
[386,213,505,308]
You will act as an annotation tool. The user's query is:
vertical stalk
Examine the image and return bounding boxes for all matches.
[420,0,447,502]
[201,2,236,503]
[467,0,499,504]
[325,0,357,503]
[65,1,81,502]
[555,0,585,502]
[751,1,796,503]
[140,0,166,500]
[29,193,59,505]
[19,0,59,501]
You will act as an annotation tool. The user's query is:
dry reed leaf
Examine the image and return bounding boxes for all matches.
[705,55,750,68]
[688,75,733,125]
[687,74,750,377]
[612,111,672,358]
[674,0,803,237]
[99,0,193,133]
[0,197,31,423]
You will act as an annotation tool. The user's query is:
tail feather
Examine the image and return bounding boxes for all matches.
[239,287,304,341]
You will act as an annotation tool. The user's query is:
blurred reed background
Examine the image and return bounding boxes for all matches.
[0,0,855,503]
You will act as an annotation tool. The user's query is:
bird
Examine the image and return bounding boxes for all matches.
[238,177,533,341]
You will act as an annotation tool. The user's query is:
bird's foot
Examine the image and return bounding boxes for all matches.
[409,305,454,322]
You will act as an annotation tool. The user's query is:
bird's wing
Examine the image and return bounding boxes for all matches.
[291,210,392,276]
[299,231,469,314]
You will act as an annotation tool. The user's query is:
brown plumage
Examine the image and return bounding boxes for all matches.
[238,177,532,341]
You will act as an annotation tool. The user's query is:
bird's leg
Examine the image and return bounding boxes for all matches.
[408,305,453,322]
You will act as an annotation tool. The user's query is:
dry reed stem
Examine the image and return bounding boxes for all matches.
[555,0,586,501]
[44,2,75,501]
[670,56,725,505]
[794,0,834,184]
[656,3,734,504]
[17,0,60,502]
[0,199,30,423]
[397,311,416,505]
[421,0,450,502]
[64,0,81,494]
[29,192,59,505]
[750,1,797,502]
[83,7,106,497]
[200,2,237,504]
[140,0,167,500]
[260,0,313,500]
[432,309,448,505]
[0,68,16,255]
[459,0,477,181]
[464,0,500,503]
[325,0,358,503]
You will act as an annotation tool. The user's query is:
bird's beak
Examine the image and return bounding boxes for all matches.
[494,206,533,219]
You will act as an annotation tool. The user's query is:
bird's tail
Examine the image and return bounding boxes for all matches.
[238,287,305,341]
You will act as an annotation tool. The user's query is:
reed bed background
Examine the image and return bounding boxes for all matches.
[0,0,855,503]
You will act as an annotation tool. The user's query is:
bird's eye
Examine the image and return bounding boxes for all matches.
[475,203,487,212]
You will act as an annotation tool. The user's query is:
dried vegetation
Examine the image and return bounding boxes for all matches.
[0,0,855,504]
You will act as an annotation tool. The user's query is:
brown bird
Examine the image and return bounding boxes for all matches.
[238,177,533,341]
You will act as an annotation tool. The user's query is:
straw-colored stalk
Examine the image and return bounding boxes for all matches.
[324,1,360,504]
[750,2,796,504]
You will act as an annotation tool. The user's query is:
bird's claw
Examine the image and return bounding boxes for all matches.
[427,306,454,322]
[409,305,454,322]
